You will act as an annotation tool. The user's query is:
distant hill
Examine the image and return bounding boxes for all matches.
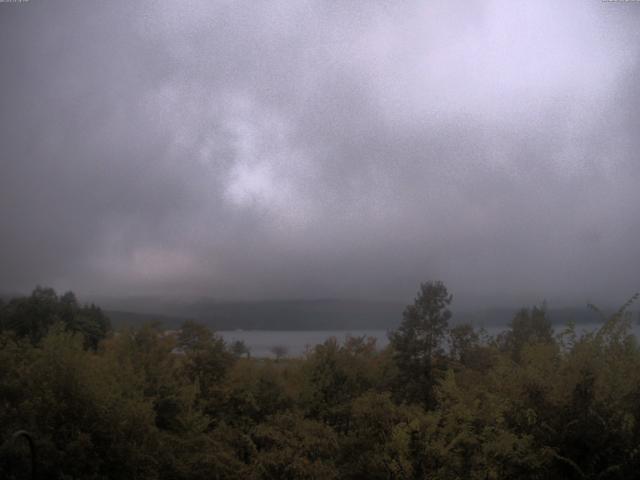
[102,300,638,331]
[104,310,188,329]
[105,299,406,331]
[4,291,637,331]
[453,306,623,328]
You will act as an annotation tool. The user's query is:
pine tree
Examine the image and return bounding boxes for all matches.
[389,281,452,407]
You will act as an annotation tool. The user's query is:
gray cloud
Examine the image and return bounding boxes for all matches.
[1,0,639,307]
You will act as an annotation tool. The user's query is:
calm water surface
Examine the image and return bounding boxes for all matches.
[218,330,390,358]
[218,322,640,358]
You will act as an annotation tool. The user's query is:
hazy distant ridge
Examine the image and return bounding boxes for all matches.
[103,299,626,331]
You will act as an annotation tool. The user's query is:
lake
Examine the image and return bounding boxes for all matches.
[218,330,390,358]
[218,322,640,358]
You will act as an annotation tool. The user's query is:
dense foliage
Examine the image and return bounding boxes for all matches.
[1,285,640,479]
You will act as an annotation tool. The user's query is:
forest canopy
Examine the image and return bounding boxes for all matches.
[1,284,640,479]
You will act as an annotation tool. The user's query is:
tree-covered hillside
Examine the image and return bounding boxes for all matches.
[97,299,619,331]
[1,284,640,479]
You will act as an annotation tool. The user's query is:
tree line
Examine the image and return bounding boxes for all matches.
[1,283,640,479]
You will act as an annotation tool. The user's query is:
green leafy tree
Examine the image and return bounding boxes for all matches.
[389,281,452,407]
[0,326,159,479]
[2,286,60,344]
[231,339,251,358]
[178,320,235,414]
[498,304,554,362]
[3,285,640,479]
[270,345,289,361]
[340,391,420,479]
[0,287,110,348]
[251,412,339,480]
[448,323,479,365]
[301,336,381,432]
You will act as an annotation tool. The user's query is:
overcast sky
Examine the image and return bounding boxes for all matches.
[1,0,639,306]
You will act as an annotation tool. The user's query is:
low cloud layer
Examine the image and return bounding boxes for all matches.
[1,0,639,306]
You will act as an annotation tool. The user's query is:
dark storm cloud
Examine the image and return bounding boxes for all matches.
[1,0,639,306]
